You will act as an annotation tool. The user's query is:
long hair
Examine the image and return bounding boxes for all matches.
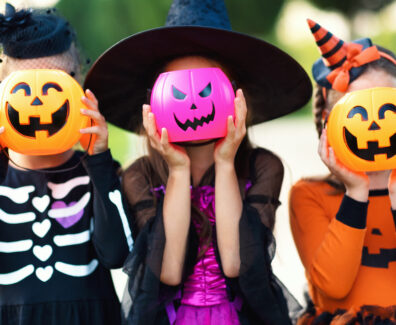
[141,126,253,258]
[137,55,258,257]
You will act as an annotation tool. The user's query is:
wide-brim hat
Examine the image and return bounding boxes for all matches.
[84,0,312,133]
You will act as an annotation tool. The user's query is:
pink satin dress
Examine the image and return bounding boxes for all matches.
[174,186,240,325]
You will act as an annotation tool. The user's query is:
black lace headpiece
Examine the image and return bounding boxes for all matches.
[0,3,74,59]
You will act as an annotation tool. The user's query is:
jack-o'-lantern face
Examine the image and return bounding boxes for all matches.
[150,67,235,142]
[362,216,396,269]
[0,69,90,155]
[327,87,396,171]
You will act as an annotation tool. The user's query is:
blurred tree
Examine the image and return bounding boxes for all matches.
[308,0,393,15]
[57,0,286,62]
[225,0,285,35]
[56,0,289,163]
[57,0,170,62]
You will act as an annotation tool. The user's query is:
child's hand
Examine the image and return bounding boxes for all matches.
[319,129,369,202]
[388,169,396,210]
[80,89,108,155]
[214,89,247,167]
[143,104,190,171]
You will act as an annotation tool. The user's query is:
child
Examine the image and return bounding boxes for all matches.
[289,19,396,324]
[0,4,132,324]
[85,0,312,324]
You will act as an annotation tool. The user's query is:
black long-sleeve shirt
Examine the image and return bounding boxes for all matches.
[0,150,132,325]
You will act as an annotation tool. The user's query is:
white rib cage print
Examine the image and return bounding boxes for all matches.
[0,177,99,284]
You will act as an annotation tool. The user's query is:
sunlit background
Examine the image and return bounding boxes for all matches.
[1,0,394,304]
[0,0,391,164]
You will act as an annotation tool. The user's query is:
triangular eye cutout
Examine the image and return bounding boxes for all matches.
[172,85,186,100]
[199,83,212,98]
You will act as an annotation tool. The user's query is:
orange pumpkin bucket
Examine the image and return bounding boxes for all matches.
[327,87,396,171]
[0,69,91,155]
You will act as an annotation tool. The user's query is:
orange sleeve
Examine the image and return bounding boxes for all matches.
[289,182,367,299]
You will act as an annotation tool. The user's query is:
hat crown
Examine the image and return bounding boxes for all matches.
[165,0,231,30]
[308,18,347,68]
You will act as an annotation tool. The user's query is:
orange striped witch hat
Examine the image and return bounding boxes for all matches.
[308,19,396,92]
[307,19,348,69]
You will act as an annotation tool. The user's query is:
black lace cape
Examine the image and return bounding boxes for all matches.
[121,148,298,325]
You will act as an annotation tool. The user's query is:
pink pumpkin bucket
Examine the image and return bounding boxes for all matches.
[150,67,235,142]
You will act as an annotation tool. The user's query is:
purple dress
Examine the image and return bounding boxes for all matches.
[122,149,293,325]
[174,186,240,325]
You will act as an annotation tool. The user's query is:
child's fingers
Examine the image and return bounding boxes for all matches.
[318,130,329,159]
[85,89,99,106]
[82,96,98,112]
[147,112,157,137]
[0,126,4,135]
[80,125,104,135]
[142,105,150,131]
[81,108,105,124]
[160,128,170,147]
[234,92,247,132]
[226,115,236,139]
[146,112,162,149]
[328,147,337,167]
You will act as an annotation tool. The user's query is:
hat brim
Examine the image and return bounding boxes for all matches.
[85,26,312,133]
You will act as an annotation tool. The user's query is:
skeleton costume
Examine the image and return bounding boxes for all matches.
[0,5,132,325]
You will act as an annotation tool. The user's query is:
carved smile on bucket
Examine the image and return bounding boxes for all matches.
[344,127,396,161]
[7,100,69,138]
[173,102,216,131]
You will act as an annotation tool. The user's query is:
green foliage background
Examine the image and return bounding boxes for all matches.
[56,0,289,164]
[55,0,396,164]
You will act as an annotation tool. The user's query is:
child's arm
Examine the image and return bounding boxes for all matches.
[83,151,132,268]
[143,105,191,286]
[290,182,367,299]
[289,130,369,299]
[80,90,132,268]
[214,89,247,278]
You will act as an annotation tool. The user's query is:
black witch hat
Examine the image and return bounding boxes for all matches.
[85,0,312,133]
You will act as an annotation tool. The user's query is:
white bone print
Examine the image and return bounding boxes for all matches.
[47,176,90,199]
[0,209,35,224]
[109,190,133,251]
[32,219,51,238]
[0,265,34,285]
[53,230,90,247]
[32,195,50,213]
[48,193,90,219]
[33,245,53,262]
[36,266,53,282]
[55,259,98,277]
[0,239,33,253]
[0,185,34,203]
